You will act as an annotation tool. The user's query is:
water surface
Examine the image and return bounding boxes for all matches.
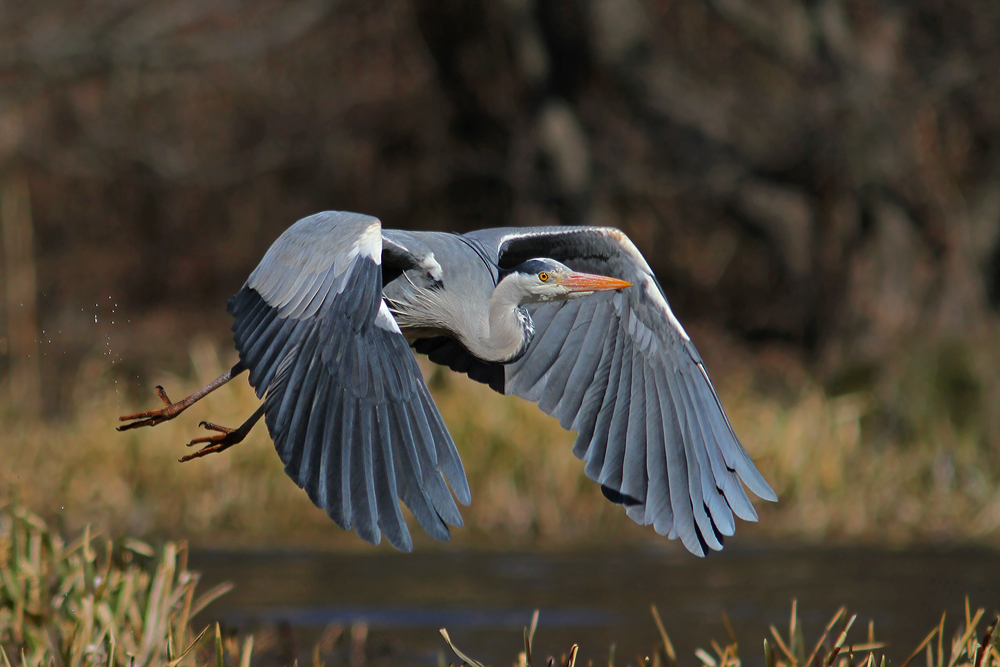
[190,546,1000,667]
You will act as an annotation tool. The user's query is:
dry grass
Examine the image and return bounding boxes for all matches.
[2,335,1000,550]
[3,504,998,667]
[0,504,239,667]
[443,601,1000,667]
[726,351,1000,546]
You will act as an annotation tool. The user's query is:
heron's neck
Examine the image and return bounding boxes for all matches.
[465,278,533,363]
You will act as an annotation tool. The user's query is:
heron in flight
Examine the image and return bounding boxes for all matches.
[119,211,776,555]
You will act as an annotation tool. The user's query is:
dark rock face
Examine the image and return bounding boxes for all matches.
[4,0,1000,411]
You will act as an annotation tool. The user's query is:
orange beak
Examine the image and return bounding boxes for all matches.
[561,272,632,292]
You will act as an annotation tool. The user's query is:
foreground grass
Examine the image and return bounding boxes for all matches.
[444,601,1000,667]
[2,335,1000,548]
[0,505,235,667]
[3,505,998,667]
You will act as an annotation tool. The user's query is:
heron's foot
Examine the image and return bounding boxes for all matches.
[179,421,248,462]
[117,386,188,431]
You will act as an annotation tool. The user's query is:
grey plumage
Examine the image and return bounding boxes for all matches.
[225,210,777,555]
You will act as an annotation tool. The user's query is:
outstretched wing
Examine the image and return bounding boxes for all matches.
[227,211,471,551]
[465,226,777,556]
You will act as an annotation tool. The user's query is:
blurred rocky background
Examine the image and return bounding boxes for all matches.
[2,0,1000,546]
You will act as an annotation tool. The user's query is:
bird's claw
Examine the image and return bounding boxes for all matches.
[154,385,171,406]
[178,421,246,462]
[194,420,233,434]
[116,386,187,431]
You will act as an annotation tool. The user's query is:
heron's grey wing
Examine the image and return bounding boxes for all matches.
[227,211,470,551]
[469,226,776,557]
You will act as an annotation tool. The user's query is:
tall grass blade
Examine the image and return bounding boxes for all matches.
[188,583,235,618]
[806,608,847,667]
[138,543,177,667]
[977,619,999,667]
[770,625,796,664]
[651,604,677,664]
[166,625,212,667]
[823,614,859,667]
[240,635,254,667]
[214,622,224,667]
[939,614,947,667]
[903,626,942,667]
[722,612,737,645]
[948,609,985,667]
[696,649,718,667]
[440,629,488,667]
[790,599,799,663]
[523,609,540,667]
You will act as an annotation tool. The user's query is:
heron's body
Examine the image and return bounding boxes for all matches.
[120,211,777,555]
[381,230,520,361]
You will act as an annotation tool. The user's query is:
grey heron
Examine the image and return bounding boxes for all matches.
[118,210,776,555]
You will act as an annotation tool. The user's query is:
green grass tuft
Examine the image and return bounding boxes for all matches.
[0,504,237,667]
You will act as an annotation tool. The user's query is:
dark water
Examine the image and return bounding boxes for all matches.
[189,546,1000,667]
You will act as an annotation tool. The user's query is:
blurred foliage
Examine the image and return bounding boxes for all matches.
[3,0,1000,547]
[4,0,1000,427]
[2,338,1000,549]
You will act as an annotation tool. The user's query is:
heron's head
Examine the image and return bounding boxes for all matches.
[501,258,632,305]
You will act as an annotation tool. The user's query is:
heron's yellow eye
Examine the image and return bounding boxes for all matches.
[538,272,549,282]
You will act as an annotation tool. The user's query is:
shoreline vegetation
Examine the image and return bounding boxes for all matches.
[1,505,997,667]
[1,337,999,551]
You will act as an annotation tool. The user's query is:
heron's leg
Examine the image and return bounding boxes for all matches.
[179,404,266,462]
[117,361,247,431]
